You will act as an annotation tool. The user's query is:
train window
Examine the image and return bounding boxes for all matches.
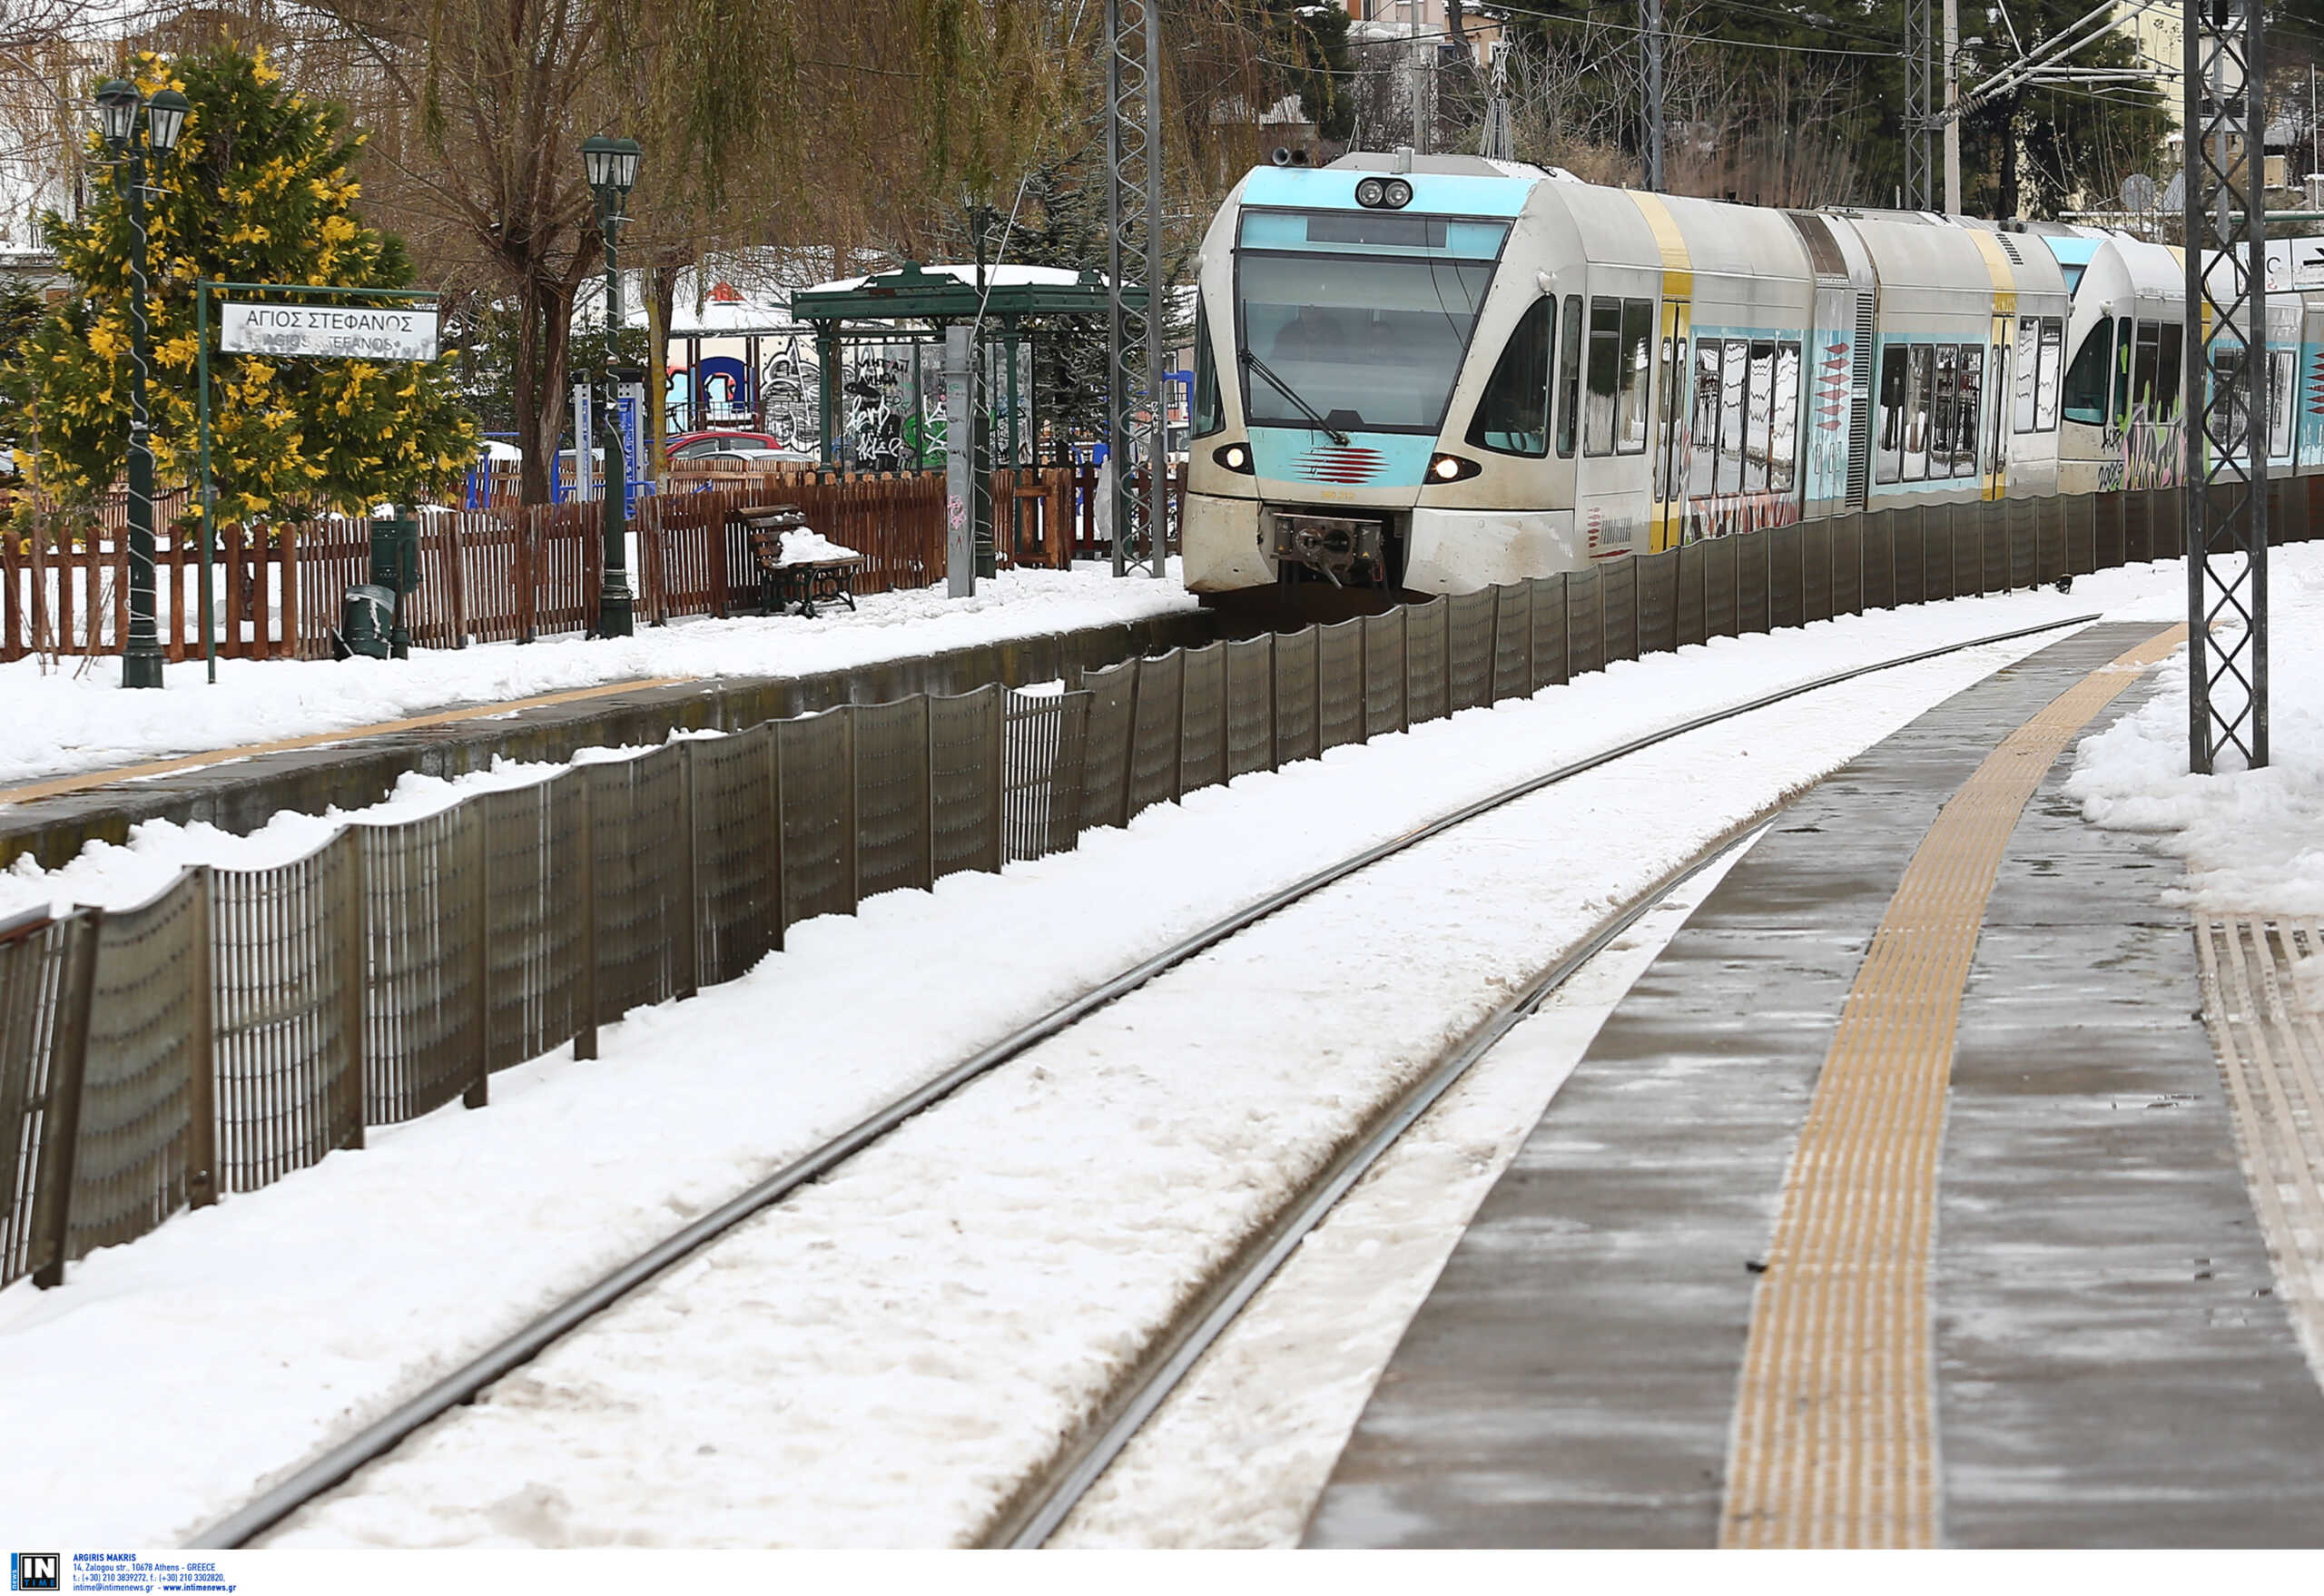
[1236,251,1493,433]
[2112,317,2134,425]
[1770,341,1801,492]
[1988,337,2008,464]
[1557,296,1582,457]
[1956,343,1983,477]
[2272,349,2297,457]
[2155,326,2183,420]
[1877,343,1907,484]
[1689,340,1722,498]
[1467,297,1553,457]
[1932,344,1959,478]
[2060,320,2112,427]
[2012,320,2041,433]
[2132,320,2162,422]
[2035,319,2063,429]
[1617,299,1653,455]
[1718,339,1749,493]
[1903,344,1932,481]
[1192,301,1224,438]
[1745,340,1776,492]
[1653,331,1688,499]
[1584,297,1621,456]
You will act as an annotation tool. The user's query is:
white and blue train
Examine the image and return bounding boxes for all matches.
[1181,152,2323,612]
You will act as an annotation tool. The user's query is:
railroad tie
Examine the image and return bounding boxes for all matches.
[1719,624,2186,1550]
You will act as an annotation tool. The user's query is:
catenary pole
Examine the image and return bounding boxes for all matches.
[2184,0,2269,773]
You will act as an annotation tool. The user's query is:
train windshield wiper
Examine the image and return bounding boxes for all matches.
[1241,350,1352,446]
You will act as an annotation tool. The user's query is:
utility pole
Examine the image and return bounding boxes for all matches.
[1943,0,1962,212]
[1905,0,1934,208]
[1643,0,1666,191]
[1104,0,1167,577]
[1412,31,1429,154]
[2184,0,2269,773]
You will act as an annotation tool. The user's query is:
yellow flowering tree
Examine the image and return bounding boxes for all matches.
[16,45,477,522]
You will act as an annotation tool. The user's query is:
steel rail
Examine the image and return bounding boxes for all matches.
[992,818,1766,1547]
[190,608,2100,1550]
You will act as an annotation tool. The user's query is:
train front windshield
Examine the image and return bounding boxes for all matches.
[1236,209,1507,434]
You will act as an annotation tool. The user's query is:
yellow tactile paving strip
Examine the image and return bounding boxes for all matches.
[1719,623,2186,1549]
[2195,915,2324,1377]
[0,676,692,809]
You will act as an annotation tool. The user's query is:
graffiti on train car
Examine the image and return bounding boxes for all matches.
[2096,406,2183,492]
[1683,489,1804,542]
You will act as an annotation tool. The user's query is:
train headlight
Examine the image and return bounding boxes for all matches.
[1213,441,1256,474]
[1427,452,1482,483]
[1354,176,1413,209]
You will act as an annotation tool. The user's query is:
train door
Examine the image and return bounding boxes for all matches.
[1984,311,2013,498]
[1651,299,1691,550]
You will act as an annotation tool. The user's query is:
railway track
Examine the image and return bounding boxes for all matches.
[192,610,2101,1550]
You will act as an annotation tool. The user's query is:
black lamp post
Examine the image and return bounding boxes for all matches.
[581,134,642,638]
[96,78,188,689]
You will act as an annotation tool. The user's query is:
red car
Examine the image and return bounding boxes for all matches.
[665,429,793,461]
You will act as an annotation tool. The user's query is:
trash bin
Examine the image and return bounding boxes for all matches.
[332,583,397,660]
[363,512,419,658]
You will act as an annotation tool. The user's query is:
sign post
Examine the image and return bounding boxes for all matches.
[195,282,445,681]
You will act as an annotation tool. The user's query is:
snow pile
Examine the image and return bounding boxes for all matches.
[2066,544,2324,911]
[0,562,1196,791]
[0,743,675,921]
[775,527,861,566]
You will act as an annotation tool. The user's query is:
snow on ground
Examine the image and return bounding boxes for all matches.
[2068,546,2324,911]
[1050,846,1748,1548]
[0,558,2193,1546]
[259,633,2107,1549]
[0,561,1197,791]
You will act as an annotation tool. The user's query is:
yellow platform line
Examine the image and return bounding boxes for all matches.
[0,676,693,810]
[1719,624,2185,1549]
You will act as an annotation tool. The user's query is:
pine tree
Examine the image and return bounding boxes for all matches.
[17,44,478,524]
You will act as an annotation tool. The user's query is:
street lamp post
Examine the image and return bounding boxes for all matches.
[581,134,642,639]
[95,78,188,689]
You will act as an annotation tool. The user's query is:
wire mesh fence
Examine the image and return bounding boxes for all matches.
[7,484,2290,1289]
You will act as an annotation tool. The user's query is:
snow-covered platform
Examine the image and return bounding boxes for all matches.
[1306,623,2324,1549]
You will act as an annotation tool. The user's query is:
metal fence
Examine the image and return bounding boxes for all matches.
[3,482,2309,1292]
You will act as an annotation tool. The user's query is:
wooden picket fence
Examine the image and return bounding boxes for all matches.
[0,495,303,665]
[3,467,1090,664]
[1064,464,1187,562]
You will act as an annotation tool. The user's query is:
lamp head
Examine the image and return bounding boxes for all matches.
[145,88,189,154]
[95,79,137,151]
[583,134,640,202]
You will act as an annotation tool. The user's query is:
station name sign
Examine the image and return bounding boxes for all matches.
[220,301,439,362]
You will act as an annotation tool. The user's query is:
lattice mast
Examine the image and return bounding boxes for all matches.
[2185,0,2270,772]
[1480,39,1515,162]
[1106,0,1168,577]
[1641,0,1665,191]
[1905,0,1934,208]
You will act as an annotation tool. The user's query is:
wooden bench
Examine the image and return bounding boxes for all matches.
[773,557,860,619]
[738,505,860,619]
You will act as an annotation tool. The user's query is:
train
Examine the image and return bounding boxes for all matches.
[1180,151,2318,616]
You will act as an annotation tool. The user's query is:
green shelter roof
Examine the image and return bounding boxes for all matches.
[791,260,1145,330]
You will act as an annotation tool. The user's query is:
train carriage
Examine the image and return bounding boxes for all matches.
[1184,153,2093,611]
